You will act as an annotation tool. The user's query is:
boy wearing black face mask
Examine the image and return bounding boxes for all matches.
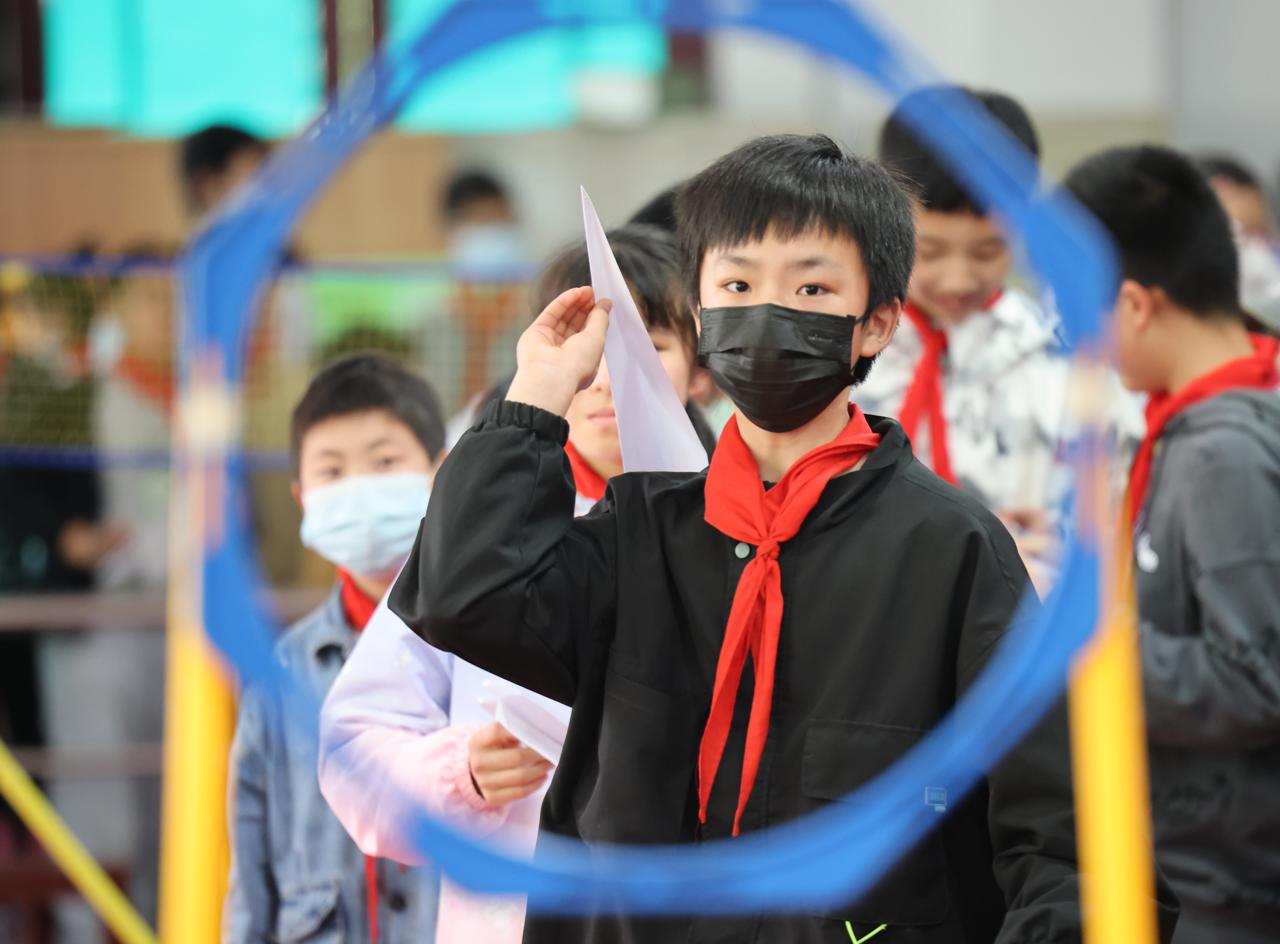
[389,135,1178,943]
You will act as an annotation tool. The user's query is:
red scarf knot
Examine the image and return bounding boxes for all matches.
[698,406,881,836]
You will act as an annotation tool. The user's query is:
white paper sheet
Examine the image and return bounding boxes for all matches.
[581,187,708,474]
[480,691,570,764]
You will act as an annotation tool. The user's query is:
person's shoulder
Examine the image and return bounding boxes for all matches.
[989,285,1066,357]
[606,468,707,501]
[597,469,709,526]
[897,459,1022,552]
[240,593,346,726]
[900,459,992,518]
[1171,390,1280,475]
[994,284,1057,330]
[272,589,348,670]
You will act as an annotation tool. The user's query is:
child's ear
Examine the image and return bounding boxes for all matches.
[856,300,903,360]
[687,365,717,406]
[1117,279,1155,333]
[290,481,303,508]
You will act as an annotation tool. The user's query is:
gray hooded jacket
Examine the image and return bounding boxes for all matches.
[1134,388,1280,933]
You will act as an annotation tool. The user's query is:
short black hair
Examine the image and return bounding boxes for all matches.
[290,354,446,472]
[179,124,266,192]
[442,169,510,222]
[879,85,1040,214]
[628,185,682,233]
[1197,154,1263,190]
[1064,144,1241,318]
[534,223,697,364]
[676,133,915,383]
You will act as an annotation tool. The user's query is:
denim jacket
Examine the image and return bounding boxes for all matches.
[223,588,438,943]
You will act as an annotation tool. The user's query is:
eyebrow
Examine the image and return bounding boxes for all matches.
[364,436,398,451]
[785,255,840,271]
[716,254,840,270]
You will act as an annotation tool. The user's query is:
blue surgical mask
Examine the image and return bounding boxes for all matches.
[88,313,126,375]
[448,224,527,281]
[299,472,431,577]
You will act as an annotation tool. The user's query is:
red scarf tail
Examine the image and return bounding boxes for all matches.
[731,565,784,836]
[696,569,764,823]
[897,305,955,484]
[926,372,955,483]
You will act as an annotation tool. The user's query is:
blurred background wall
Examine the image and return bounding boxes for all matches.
[2,0,1276,260]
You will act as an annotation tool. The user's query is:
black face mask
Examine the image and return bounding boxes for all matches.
[697,303,869,433]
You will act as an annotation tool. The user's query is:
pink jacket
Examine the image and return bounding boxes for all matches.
[319,595,570,943]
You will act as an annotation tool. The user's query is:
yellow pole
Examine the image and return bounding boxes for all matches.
[158,368,235,943]
[0,739,158,944]
[1067,434,1159,943]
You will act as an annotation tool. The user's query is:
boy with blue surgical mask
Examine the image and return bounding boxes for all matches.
[223,353,442,943]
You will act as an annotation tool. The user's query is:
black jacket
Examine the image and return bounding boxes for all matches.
[1136,389,1280,936]
[391,400,1177,943]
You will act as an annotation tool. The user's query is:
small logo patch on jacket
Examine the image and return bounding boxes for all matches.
[924,786,947,812]
[1136,532,1160,573]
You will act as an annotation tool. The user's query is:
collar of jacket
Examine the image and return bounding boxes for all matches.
[303,586,358,662]
[775,414,912,538]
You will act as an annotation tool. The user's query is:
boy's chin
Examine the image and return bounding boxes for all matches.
[734,391,854,435]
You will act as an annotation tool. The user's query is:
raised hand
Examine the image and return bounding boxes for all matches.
[506,286,611,417]
[467,722,554,807]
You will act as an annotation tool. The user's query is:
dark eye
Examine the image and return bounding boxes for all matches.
[374,455,401,471]
[798,284,828,297]
[724,279,749,293]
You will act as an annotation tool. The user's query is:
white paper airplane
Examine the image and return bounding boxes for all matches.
[581,187,707,474]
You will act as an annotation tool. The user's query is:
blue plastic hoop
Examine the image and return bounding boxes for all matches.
[180,0,1116,915]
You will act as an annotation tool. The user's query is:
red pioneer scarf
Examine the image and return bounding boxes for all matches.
[116,354,175,413]
[698,406,881,835]
[337,568,379,632]
[1128,333,1279,527]
[897,302,955,484]
[564,440,608,501]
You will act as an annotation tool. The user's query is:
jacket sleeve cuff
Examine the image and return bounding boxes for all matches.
[440,727,511,836]
[447,727,495,813]
[475,398,570,445]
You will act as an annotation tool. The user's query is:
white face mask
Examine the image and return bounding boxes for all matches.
[448,224,527,281]
[299,472,432,578]
[88,313,126,375]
